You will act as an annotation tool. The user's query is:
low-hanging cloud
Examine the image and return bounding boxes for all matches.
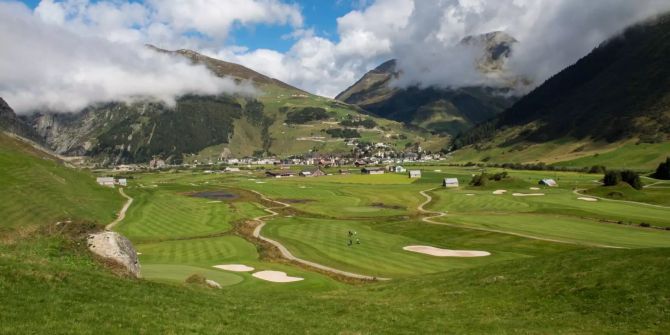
[389,0,670,92]
[0,2,256,113]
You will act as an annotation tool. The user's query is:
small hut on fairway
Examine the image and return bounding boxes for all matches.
[408,170,422,179]
[300,168,326,177]
[443,178,459,188]
[96,177,115,188]
[539,179,558,187]
[394,166,406,173]
[361,167,385,175]
[266,170,296,178]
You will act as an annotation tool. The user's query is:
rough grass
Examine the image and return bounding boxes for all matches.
[3,136,670,333]
[0,133,121,231]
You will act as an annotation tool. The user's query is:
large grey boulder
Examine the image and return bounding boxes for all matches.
[87,232,141,278]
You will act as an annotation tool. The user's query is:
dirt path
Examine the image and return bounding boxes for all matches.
[418,188,626,249]
[573,189,670,209]
[249,190,390,281]
[106,188,133,231]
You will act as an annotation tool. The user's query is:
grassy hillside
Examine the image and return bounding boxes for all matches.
[451,14,670,168]
[0,132,121,231]
[2,233,670,333]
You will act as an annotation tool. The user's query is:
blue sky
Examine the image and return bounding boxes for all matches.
[19,0,362,52]
[231,1,357,51]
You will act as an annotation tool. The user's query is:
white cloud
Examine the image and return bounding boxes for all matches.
[148,0,303,42]
[388,0,670,91]
[3,0,670,110]
[0,2,255,113]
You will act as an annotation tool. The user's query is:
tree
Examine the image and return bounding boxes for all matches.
[603,171,622,186]
[469,173,488,187]
[621,170,643,190]
[653,157,670,180]
[604,170,643,190]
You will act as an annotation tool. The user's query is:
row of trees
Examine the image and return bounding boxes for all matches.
[603,170,643,190]
[339,118,377,129]
[469,172,510,187]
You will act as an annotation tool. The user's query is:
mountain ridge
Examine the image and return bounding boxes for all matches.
[335,32,520,136]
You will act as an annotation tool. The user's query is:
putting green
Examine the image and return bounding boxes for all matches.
[141,264,244,286]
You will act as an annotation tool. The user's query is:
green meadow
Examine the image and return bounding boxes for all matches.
[1,133,670,333]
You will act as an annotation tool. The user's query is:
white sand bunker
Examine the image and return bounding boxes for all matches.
[213,264,255,272]
[493,190,507,195]
[578,197,598,202]
[530,187,541,190]
[466,194,476,196]
[252,270,304,283]
[403,245,490,258]
[512,193,545,197]
[256,181,266,184]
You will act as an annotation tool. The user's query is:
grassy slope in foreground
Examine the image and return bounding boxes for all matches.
[0,133,121,231]
[2,237,670,334]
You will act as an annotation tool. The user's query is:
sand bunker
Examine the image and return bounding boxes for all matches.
[492,190,507,195]
[252,270,304,283]
[466,194,476,196]
[513,193,545,197]
[256,181,267,184]
[578,197,598,202]
[530,187,541,190]
[213,264,255,272]
[403,245,490,257]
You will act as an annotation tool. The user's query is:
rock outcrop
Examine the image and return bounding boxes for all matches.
[87,231,141,278]
[205,279,222,289]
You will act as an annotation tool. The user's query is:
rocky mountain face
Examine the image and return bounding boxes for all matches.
[0,97,40,141]
[453,14,670,149]
[336,32,521,136]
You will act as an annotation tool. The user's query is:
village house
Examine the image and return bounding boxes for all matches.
[265,170,296,178]
[409,170,422,179]
[393,166,406,173]
[361,167,385,175]
[354,159,368,167]
[539,179,558,187]
[339,169,351,175]
[117,178,128,187]
[224,167,240,172]
[443,178,459,188]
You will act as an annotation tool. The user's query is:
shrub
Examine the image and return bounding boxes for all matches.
[603,171,622,186]
[588,165,607,174]
[653,157,670,180]
[470,173,488,187]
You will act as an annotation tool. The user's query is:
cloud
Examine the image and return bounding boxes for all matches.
[0,1,256,113]
[210,0,414,97]
[387,0,670,91]
[3,0,670,109]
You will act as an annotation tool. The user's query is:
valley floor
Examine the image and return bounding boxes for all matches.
[1,144,669,333]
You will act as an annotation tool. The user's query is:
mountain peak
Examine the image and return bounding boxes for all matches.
[146,45,306,93]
